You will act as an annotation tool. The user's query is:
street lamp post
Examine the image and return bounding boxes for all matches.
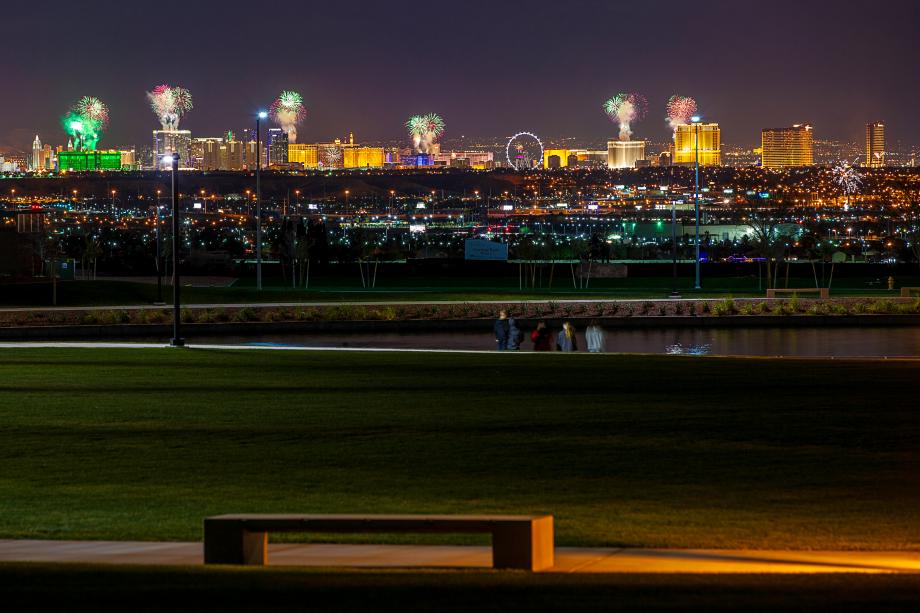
[155,189,164,304]
[168,154,184,347]
[671,196,680,299]
[692,115,702,290]
[256,111,267,290]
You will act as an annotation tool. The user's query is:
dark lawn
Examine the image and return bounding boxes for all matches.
[1,564,919,612]
[0,349,917,549]
[2,276,916,307]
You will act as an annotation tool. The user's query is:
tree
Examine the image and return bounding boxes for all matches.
[349,228,380,289]
[276,218,296,286]
[44,235,64,306]
[798,232,821,289]
[569,238,590,289]
[908,227,920,271]
[514,235,539,289]
[82,235,102,281]
[294,219,313,289]
[746,213,791,289]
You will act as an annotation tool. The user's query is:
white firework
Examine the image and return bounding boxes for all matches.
[833,160,862,195]
[321,146,342,167]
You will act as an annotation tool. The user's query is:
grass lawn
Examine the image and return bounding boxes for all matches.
[2,563,920,612]
[0,349,918,549]
[2,276,917,307]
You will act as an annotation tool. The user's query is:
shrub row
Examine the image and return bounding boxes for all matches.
[2,298,919,328]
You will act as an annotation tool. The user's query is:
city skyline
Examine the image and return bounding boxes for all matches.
[3,0,920,153]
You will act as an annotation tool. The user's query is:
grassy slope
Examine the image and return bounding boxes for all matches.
[0,349,918,549]
[2,564,920,612]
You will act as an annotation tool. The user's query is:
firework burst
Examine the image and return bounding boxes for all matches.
[77,96,109,128]
[321,145,343,168]
[666,95,698,130]
[61,96,108,151]
[833,160,863,196]
[146,84,193,130]
[603,93,647,141]
[406,113,445,153]
[270,90,307,143]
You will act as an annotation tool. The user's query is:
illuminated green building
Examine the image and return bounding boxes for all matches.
[57,150,122,171]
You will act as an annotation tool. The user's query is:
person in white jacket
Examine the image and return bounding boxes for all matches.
[585,320,606,353]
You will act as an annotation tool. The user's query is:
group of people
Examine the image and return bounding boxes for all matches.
[493,311,607,353]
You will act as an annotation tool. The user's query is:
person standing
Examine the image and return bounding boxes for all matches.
[507,313,522,351]
[531,321,552,352]
[586,319,607,353]
[556,321,578,352]
[494,310,510,351]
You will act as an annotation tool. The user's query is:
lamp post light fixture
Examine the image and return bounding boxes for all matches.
[162,154,184,347]
[691,115,702,290]
[256,111,267,290]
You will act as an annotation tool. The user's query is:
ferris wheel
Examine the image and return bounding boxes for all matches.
[506,132,544,170]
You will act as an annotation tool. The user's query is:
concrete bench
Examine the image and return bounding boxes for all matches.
[766,288,829,299]
[901,287,920,297]
[203,514,554,571]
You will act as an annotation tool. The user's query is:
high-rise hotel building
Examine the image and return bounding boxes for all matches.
[153,130,192,168]
[288,133,385,169]
[673,122,721,166]
[761,124,813,168]
[607,140,646,169]
[866,122,885,168]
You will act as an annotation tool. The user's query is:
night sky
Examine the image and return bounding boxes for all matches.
[3,0,919,152]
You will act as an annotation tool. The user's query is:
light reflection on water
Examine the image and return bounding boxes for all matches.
[194,326,920,358]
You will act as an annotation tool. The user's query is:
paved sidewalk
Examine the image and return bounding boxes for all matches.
[1,540,918,573]
[2,342,918,362]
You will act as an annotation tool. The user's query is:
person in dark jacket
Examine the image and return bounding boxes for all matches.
[507,314,522,351]
[493,310,510,350]
[531,321,552,352]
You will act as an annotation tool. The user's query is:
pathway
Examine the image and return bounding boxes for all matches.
[0,540,918,574]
